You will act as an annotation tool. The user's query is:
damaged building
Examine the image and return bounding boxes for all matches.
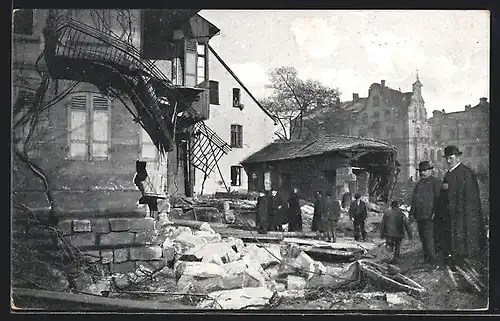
[240,135,400,202]
[12,9,230,216]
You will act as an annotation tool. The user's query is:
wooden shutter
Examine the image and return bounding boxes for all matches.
[209,80,219,105]
[69,94,88,158]
[184,39,197,87]
[91,94,110,159]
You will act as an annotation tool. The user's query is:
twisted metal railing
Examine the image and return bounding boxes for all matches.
[191,121,232,176]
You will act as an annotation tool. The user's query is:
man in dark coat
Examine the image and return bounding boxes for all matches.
[325,193,341,243]
[349,193,368,241]
[380,200,413,264]
[273,188,290,231]
[256,191,269,234]
[312,191,327,239]
[409,161,441,264]
[287,188,302,232]
[267,190,279,231]
[435,145,487,278]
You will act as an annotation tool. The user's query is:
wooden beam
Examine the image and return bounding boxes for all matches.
[11,287,197,310]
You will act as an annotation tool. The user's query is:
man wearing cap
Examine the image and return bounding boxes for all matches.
[348,193,368,241]
[409,161,441,265]
[435,146,487,278]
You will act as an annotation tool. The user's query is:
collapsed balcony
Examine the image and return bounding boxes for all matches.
[42,15,205,154]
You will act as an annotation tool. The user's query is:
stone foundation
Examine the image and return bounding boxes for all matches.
[13,215,165,274]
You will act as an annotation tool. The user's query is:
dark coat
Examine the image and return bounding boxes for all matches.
[287,193,302,231]
[267,194,280,229]
[326,198,342,222]
[348,200,368,221]
[274,191,290,226]
[409,176,441,221]
[380,208,413,239]
[312,196,328,232]
[435,163,487,261]
[256,195,269,229]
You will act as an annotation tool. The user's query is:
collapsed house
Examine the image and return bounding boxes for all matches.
[240,135,400,202]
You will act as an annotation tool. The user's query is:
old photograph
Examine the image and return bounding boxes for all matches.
[11,9,490,312]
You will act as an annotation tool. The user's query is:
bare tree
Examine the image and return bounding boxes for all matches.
[259,66,341,140]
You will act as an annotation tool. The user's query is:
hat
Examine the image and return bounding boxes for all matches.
[443,145,463,157]
[418,161,434,172]
[354,193,361,200]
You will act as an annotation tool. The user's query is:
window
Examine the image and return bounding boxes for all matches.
[449,129,456,139]
[68,93,110,160]
[466,146,472,157]
[424,148,429,160]
[230,124,243,148]
[434,132,441,142]
[384,110,391,120]
[13,9,34,36]
[233,88,241,107]
[230,166,242,186]
[437,150,442,160]
[197,43,206,85]
[464,127,471,138]
[184,40,197,87]
[209,80,219,105]
[430,149,435,162]
[140,127,157,160]
[373,95,379,106]
[475,146,481,157]
[373,111,380,119]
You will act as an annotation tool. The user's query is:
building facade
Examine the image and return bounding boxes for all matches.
[299,75,489,181]
[12,9,224,214]
[193,45,276,195]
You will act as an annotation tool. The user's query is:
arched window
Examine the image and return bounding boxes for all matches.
[430,149,435,162]
[424,148,429,160]
[384,110,391,120]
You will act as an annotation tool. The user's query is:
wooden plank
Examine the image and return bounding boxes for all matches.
[283,237,378,251]
[11,287,197,310]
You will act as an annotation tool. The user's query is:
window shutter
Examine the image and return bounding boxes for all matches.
[71,94,88,109]
[92,94,109,110]
[209,80,219,105]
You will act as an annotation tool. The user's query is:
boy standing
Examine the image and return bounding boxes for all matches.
[380,200,413,264]
[325,193,341,242]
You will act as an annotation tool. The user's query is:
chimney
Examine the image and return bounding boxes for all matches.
[353,93,359,102]
[381,80,386,87]
[479,97,488,104]
[465,104,472,111]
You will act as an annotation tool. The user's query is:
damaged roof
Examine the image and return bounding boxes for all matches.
[241,135,396,165]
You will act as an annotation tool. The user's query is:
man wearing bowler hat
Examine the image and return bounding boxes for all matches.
[409,161,441,265]
[434,145,487,280]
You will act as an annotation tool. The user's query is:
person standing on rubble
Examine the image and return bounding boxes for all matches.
[256,191,269,234]
[349,193,368,241]
[287,188,303,232]
[267,190,279,231]
[409,161,441,265]
[133,160,164,220]
[325,193,341,243]
[434,145,487,278]
[380,200,413,264]
[312,190,327,239]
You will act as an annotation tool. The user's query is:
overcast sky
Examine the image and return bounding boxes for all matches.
[199,10,490,114]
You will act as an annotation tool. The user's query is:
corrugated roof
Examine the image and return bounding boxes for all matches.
[241,135,396,164]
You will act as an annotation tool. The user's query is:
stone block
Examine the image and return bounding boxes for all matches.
[82,250,101,263]
[130,246,162,261]
[134,230,158,245]
[113,274,130,289]
[287,275,307,291]
[113,248,129,263]
[57,220,72,235]
[65,233,96,248]
[72,219,92,232]
[111,261,136,274]
[99,232,135,246]
[74,274,94,291]
[109,218,131,232]
[135,260,166,271]
[93,219,110,234]
[129,218,156,232]
[101,250,114,264]
[162,245,175,262]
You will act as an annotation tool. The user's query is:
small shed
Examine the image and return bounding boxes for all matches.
[240,135,400,202]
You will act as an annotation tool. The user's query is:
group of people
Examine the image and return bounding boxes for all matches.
[311,191,369,243]
[255,188,303,234]
[406,145,487,277]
